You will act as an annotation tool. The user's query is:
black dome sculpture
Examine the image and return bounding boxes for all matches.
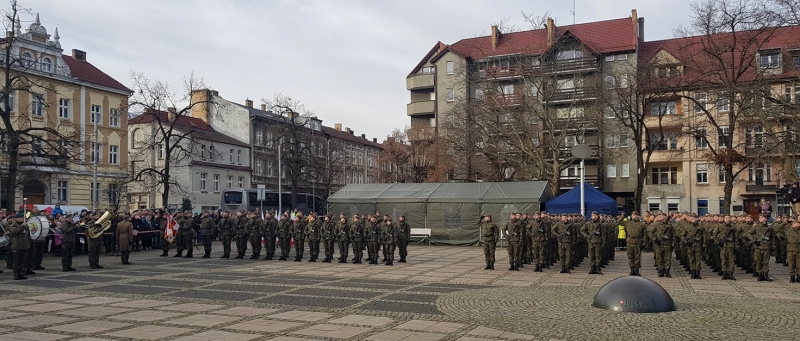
[592,276,676,313]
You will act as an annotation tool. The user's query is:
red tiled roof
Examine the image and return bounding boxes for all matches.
[438,17,637,61]
[639,24,800,87]
[323,126,383,149]
[62,55,131,93]
[129,110,249,148]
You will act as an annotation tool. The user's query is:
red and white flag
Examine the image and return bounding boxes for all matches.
[164,214,179,243]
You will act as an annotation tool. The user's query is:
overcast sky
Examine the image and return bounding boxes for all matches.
[23,0,696,142]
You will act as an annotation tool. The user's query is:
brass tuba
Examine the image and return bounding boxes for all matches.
[87,210,113,239]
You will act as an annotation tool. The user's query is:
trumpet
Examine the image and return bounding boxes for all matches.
[87,210,113,239]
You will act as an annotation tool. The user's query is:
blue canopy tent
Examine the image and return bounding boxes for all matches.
[546,182,618,218]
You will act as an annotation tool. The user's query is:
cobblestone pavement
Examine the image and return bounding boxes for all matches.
[2,243,800,340]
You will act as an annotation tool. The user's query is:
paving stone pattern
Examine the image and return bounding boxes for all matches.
[1,243,800,340]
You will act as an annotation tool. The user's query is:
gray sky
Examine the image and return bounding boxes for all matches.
[24,0,696,142]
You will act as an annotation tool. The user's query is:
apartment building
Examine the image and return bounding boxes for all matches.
[406,10,642,209]
[639,25,800,217]
[127,110,252,211]
[189,90,382,198]
[0,15,131,210]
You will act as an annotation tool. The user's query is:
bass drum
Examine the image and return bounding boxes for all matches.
[0,225,8,248]
[27,216,51,241]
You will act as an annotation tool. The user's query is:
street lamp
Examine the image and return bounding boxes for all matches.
[570,144,594,217]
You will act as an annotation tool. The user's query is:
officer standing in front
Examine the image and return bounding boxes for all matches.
[60,215,77,272]
[581,212,606,275]
[397,215,411,263]
[620,211,646,276]
[8,211,31,280]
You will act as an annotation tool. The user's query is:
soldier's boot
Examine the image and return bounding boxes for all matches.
[629,267,636,276]
[515,263,520,271]
[220,253,227,259]
[658,269,664,277]
[752,270,759,277]
[791,274,797,283]
[757,272,764,281]
[763,272,773,282]
[399,257,406,263]
[249,253,257,259]
[560,265,567,274]
[173,251,183,257]
[235,253,244,259]
[784,260,789,266]
[508,263,515,271]
[490,262,495,270]
[696,270,703,279]
[745,266,753,273]
[589,266,597,274]
[160,250,169,257]
[664,269,671,278]
[13,271,22,280]
[534,264,541,272]
[201,251,210,258]
[25,269,36,275]
[183,253,193,258]
[485,263,491,270]
[728,272,736,280]
[340,257,347,264]
[596,267,603,275]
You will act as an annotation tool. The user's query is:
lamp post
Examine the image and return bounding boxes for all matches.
[570,144,594,217]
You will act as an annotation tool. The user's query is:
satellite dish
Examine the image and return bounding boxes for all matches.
[570,144,593,159]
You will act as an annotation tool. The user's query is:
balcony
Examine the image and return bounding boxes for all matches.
[406,74,434,90]
[476,65,523,79]
[556,144,600,160]
[407,101,435,116]
[407,127,435,142]
[487,93,524,106]
[533,57,599,75]
[559,175,601,189]
[547,87,598,104]
[744,181,778,193]
[21,155,68,168]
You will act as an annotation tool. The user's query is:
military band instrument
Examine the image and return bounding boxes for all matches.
[27,215,52,241]
[86,210,112,239]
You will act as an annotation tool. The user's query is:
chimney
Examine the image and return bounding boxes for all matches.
[72,49,86,61]
[345,127,352,134]
[210,90,219,97]
[546,18,555,47]
[373,138,377,143]
[361,134,366,139]
[491,25,500,50]
[260,104,266,111]
[638,17,645,43]
[335,123,342,131]
[167,107,177,121]
[245,99,253,108]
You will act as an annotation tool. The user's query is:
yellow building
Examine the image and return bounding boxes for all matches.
[0,15,131,210]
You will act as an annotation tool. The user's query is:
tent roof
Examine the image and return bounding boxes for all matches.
[328,182,551,203]
[545,182,618,217]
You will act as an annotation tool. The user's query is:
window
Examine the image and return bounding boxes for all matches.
[557,78,575,89]
[267,160,274,176]
[619,134,629,148]
[237,150,242,164]
[91,105,101,124]
[238,176,244,188]
[90,182,100,204]
[695,92,707,113]
[605,106,616,119]
[695,128,708,149]
[2,90,15,112]
[648,198,661,212]
[794,56,800,70]
[213,174,220,191]
[57,181,68,201]
[227,176,233,188]
[696,163,709,184]
[697,199,709,216]
[256,159,263,175]
[745,125,764,148]
[606,135,616,148]
[748,162,771,184]
[40,57,52,72]
[759,53,781,69]
[109,109,120,127]
[90,143,101,162]
[200,173,207,191]
[58,98,70,119]
[446,61,454,75]
[255,130,263,146]
[201,145,207,159]
[607,164,617,178]
[718,198,726,214]
[109,145,119,164]
[617,54,628,61]
[651,167,678,185]
[562,164,580,178]
[667,198,680,213]
[498,84,514,96]
[445,88,454,102]
[32,94,44,116]
[786,85,800,104]
[530,82,539,97]
[556,50,583,60]
[563,135,581,148]
[718,126,729,147]
[651,132,678,150]
[719,165,726,183]
[556,107,584,118]
[619,74,630,88]
[20,52,33,67]
[605,55,615,62]
[620,163,630,178]
[474,88,484,100]
[229,149,234,164]
[157,143,164,159]
[650,101,676,116]
[604,75,616,88]
[716,94,729,112]
[422,66,434,74]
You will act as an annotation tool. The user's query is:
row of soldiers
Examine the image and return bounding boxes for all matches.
[166,210,412,266]
[479,212,618,273]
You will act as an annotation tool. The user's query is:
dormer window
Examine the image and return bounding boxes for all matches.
[20,52,34,68]
[40,57,52,72]
[759,52,781,69]
[557,50,583,60]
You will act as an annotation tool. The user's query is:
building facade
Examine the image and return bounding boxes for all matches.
[0,15,131,210]
[189,90,382,199]
[127,111,252,212]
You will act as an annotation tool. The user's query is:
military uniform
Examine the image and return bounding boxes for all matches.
[8,218,31,280]
[649,219,674,277]
[262,217,276,260]
[321,218,336,262]
[247,217,262,259]
[396,219,411,263]
[365,219,380,264]
[200,216,217,258]
[716,221,738,280]
[528,218,549,272]
[552,219,574,273]
[175,216,195,258]
[349,218,364,264]
[785,222,800,282]
[381,221,397,265]
[117,218,134,265]
[234,214,249,259]
[480,219,499,270]
[60,220,77,271]
[621,217,646,276]
[218,215,234,258]
[335,219,350,263]
[748,220,776,281]
[87,219,105,269]
[292,217,307,261]
[277,216,292,260]
[681,219,704,279]
[581,217,606,274]
[503,218,522,271]
[305,218,321,262]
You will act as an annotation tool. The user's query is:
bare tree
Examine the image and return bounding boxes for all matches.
[0,2,84,210]
[127,72,216,207]
[101,171,131,212]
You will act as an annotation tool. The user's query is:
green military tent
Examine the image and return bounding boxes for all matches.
[327,182,551,245]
